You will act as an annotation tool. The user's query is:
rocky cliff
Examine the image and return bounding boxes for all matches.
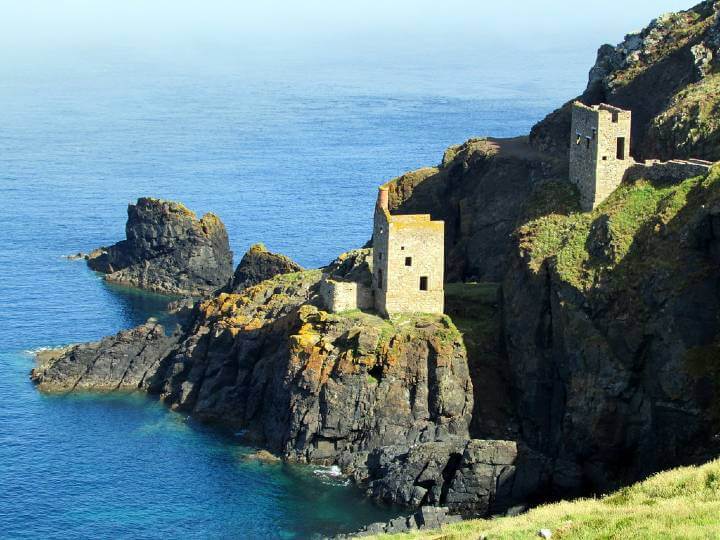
[501,170,720,495]
[85,197,233,296]
[35,0,720,526]
[33,256,534,515]
[377,0,720,503]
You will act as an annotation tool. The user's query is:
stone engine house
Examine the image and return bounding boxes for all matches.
[319,186,445,317]
[569,101,713,211]
[569,102,633,211]
[372,186,444,316]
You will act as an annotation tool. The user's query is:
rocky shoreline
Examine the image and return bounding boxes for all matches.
[32,253,539,515]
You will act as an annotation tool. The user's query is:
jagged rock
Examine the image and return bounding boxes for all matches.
[323,249,373,285]
[229,243,302,292]
[32,260,518,513]
[86,198,233,296]
[587,215,616,264]
[31,321,179,392]
[342,436,549,516]
[333,506,462,538]
[691,42,714,78]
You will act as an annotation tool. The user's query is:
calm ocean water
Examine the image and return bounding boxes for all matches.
[0,45,587,538]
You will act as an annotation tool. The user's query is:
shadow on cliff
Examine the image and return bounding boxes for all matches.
[504,172,720,500]
[389,139,573,282]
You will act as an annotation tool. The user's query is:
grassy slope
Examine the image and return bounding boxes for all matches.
[518,168,720,291]
[369,459,720,540]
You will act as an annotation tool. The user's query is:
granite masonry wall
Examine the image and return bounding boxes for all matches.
[318,279,374,313]
[570,102,633,211]
[373,190,444,316]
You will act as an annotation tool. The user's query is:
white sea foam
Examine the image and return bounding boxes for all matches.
[313,465,350,486]
[21,346,64,357]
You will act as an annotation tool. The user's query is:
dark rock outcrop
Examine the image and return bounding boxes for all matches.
[344,438,544,515]
[32,321,179,392]
[229,243,302,292]
[32,261,535,514]
[334,506,462,538]
[86,198,233,296]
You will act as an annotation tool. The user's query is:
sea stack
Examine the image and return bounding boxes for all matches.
[86,197,233,296]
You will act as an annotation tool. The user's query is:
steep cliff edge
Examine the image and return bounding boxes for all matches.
[502,169,720,494]
[33,257,535,514]
[85,197,233,296]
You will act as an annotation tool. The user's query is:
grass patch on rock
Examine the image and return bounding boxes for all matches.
[518,173,712,291]
[368,458,720,539]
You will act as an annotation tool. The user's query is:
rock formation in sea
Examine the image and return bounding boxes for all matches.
[85,197,234,296]
[228,242,303,292]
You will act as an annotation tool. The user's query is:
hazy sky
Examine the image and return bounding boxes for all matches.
[0,0,698,57]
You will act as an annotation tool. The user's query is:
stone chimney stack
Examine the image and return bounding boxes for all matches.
[377,186,389,211]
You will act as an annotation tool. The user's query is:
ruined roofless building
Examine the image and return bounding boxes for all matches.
[372,186,444,316]
[569,102,633,211]
[569,101,713,211]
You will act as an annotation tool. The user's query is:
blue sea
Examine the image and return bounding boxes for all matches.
[0,42,588,538]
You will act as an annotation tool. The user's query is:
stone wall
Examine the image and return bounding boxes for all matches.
[378,214,444,315]
[318,278,374,313]
[569,103,600,210]
[373,203,391,315]
[625,158,713,183]
[595,104,633,207]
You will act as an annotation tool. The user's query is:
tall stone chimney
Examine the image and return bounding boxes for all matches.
[377,186,389,211]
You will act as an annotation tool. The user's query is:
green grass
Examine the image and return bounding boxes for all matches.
[652,73,720,161]
[519,175,710,291]
[444,282,501,351]
[368,459,720,540]
[445,282,500,305]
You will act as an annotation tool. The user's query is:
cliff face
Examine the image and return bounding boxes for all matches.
[33,258,534,514]
[531,1,720,162]
[502,171,720,493]
[86,198,233,296]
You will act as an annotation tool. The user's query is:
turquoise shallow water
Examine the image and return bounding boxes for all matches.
[0,44,588,538]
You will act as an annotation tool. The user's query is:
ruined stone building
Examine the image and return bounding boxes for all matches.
[319,186,445,317]
[372,186,444,316]
[569,102,634,211]
[569,102,713,211]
